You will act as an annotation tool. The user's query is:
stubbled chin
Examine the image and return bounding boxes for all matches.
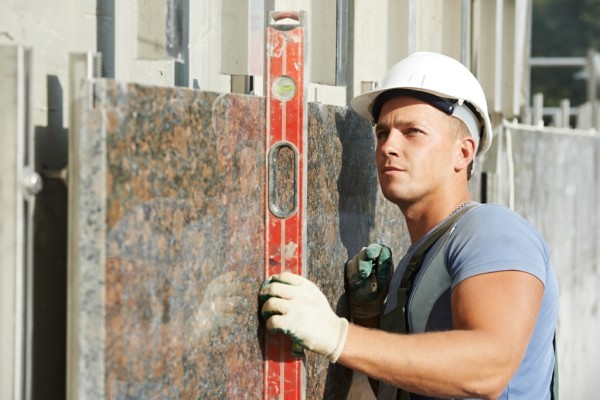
[379,179,421,206]
[380,185,407,205]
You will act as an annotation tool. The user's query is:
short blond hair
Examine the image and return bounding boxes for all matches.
[448,116,475,180]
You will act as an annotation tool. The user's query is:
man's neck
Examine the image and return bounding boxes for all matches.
[401,194,473,244]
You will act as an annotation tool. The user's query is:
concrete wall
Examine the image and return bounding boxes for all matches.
[487,121,600,398]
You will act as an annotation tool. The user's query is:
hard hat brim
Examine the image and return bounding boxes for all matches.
[350,52,493,155]
[350,87,492,155]
[350,87,394,121]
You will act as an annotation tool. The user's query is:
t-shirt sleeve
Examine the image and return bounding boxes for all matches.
[446,204,550,288]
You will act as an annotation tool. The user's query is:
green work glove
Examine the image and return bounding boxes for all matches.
[259,272,349,363]
[345,243,393,320]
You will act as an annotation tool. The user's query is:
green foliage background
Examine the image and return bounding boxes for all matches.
[531,0,600,106]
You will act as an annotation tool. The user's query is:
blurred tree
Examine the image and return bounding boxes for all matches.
[531,0,600,106]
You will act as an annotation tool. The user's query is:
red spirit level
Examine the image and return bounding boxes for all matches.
[264,10,308,400]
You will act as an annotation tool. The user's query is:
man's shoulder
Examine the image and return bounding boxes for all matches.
[454,202,546,247]
[468,202,517,216]
[463,203,531,226]
[447,203,552,283]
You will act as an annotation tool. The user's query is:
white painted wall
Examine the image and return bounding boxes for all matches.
[0,0,96,130]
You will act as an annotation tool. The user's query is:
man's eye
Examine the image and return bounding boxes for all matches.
[404,128,422,135]
[376,130,389,140]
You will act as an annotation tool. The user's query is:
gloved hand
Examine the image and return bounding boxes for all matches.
[259,272,349,363]
[345,243,393,320]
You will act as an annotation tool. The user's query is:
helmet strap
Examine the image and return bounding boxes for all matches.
[451,102,482,152]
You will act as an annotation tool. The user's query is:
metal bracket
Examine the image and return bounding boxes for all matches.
[22,167,43,198]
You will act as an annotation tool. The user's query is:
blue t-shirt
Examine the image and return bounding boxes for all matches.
[380,203,559,400]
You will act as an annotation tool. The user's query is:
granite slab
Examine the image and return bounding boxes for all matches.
[72,80,407,399]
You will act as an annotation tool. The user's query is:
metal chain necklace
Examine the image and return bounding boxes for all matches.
[449,201,475,217]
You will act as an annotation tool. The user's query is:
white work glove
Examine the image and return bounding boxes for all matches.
[345,243,393,320]
[259,272,349,363]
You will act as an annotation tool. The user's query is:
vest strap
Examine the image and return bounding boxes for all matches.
[381,204,476,400]
[398,205,476,334]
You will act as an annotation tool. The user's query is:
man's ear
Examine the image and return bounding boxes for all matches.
[455,136,476,172]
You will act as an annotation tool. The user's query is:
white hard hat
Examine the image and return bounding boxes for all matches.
[351,52,492,155]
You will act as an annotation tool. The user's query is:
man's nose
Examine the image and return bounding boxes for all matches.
[379,131,401,157]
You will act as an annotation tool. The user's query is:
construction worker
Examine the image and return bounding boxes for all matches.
[259,52,559,399]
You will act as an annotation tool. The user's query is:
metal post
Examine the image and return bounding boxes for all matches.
[494,0,504,113]
[533,93,544,126]
[460,0,470,68]
[0,44,38,400]
[587,49,598,130]
[408,0,416,54]
[560,99,571,128]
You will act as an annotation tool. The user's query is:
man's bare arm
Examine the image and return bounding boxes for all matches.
[337,270,543,399]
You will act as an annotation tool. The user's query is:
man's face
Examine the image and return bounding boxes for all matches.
[374,96,460,206]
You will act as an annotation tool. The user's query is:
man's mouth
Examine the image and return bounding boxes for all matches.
[381,165,405,174]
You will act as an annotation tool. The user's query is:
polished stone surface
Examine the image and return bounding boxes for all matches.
[73,80,407,399]
[305,102,406,399]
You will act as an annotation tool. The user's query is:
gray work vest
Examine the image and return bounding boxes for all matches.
[381,205,474,336]
[378,205,474,400]
[376,204,558,400]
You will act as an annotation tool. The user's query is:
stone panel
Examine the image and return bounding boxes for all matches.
[72,80,407,399]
